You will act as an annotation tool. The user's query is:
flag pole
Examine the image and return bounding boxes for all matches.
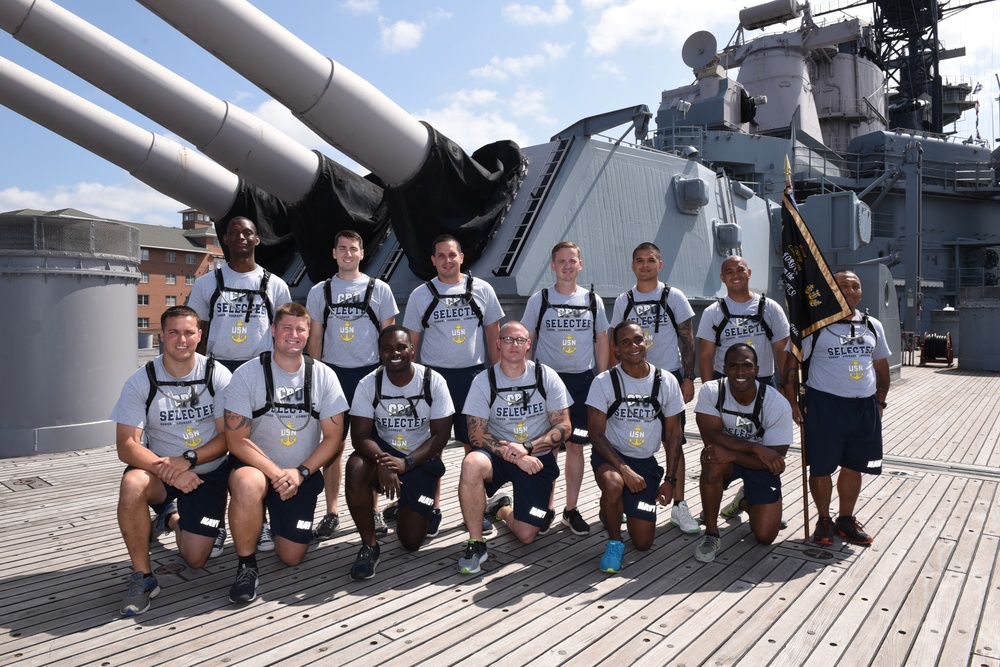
[784,157,811,544]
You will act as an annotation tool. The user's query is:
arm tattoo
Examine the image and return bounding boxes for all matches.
[677,320,696,375]
[224,410,252,431]
[533,410,568,453]
[467,415,504,455]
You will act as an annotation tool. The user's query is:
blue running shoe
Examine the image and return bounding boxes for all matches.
[599,539,625,573]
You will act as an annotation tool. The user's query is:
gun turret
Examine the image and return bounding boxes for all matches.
[137,0,525,280]
[0,0,388,280]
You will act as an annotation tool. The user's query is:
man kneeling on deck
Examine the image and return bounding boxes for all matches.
[457,321,571,574]
[693,344,792,563]
[111,306,233,616]
[224,303,348,603]
[345,326,454,580]
[588,322,685,574]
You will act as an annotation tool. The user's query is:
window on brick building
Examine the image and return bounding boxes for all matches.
[165,274,177,285]
[138,294,149,306]
[138,318,150,329]
[165,296,177,307]
[165,251,177,263]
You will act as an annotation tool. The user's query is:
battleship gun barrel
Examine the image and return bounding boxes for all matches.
[0,0,319,205]
[0,56,239,218]
[137,0,430,186]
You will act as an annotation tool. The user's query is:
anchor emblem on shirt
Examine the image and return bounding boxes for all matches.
[629,425,645,447]
[562,334,577,355]
[513,421,530,442]
[848,360,864,380]
[280,422,297,446]
[182,426,203,448]
[452,324,467,344]
[394,434,408,451]
[231,320,248,344]
[644,330,654,349]
[340,321,355,342]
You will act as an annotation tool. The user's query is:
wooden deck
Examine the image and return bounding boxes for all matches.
[1,363,999,666]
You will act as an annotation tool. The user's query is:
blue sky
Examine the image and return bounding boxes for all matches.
[1,0,997,227]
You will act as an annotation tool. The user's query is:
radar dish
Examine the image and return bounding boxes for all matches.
[682,31,718,70]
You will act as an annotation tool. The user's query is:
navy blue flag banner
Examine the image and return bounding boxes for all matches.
[781,187,852,361]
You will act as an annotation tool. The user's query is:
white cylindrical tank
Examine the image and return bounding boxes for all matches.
[0,214,140,457]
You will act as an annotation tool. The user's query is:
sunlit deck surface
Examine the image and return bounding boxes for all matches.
[2,362,999,666]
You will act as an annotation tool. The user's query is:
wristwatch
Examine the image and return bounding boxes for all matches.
[664,475,678,485]
[404,455,416,468]
[683,373,697,381]
[297,465,311,480]
[183,450,198,469]
[524,442,534,454]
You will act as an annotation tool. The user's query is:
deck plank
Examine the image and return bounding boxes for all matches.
[1,363,999,666]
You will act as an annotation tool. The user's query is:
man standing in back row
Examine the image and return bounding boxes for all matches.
[188,216,292,373]
[522,241,609,536]
[609,242,700,535]
[404,234,504,536]
[697,255,790,387]
[306,229,398,540]
[783,270,890,547]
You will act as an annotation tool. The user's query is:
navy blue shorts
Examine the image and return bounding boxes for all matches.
[481,450,559,527]
[352,438,445,519]
[217,358,251,374]
[142,457,231,538]
[803,388,883,477]
[329,363,378,406]
[231,458,325,545]
[725,463,782,506]
[433,364,484,444]
[591,450,663,523]
[558,369,594,444]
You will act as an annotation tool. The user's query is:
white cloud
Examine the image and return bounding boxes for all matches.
[379,18,425,53]
[416,90,531,151]
[470,42,571,80]
[502,0,573,26]
[595,61,626,80]
[341,0,378,15]
[583,0,745,56]
[0,183,187,227]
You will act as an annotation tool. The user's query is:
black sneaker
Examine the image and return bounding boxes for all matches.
[484,491,512,523]
[561,508,590,536]
[537,509,556,536]
[812,516,835,547]
[457,540,489,575]
[350,543,381,581]
[382,501,399,524]
[229,563,259,604]
[313,512,340,541]
[835,515,873,545]
[427,509,442,538]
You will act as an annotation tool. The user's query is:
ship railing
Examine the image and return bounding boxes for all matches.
[944,267,988,292]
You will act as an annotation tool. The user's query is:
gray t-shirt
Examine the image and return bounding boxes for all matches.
[225,355,349,470]
[402,275,504,368]
[696,294,790,376]
[463,361,570,450]
[110,354,232,474]
[350,364,455,455]
[609,283,695,372]
[305,275,398,368]
[586,364,685,459]
[521,286,610,372]
[801,311,890,398]
[695,379,793,447]
[187,264,292,361]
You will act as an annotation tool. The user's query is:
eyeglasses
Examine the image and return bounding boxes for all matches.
[500,336,529,345]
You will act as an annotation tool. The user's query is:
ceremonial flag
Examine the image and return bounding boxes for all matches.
[781,187,852,361]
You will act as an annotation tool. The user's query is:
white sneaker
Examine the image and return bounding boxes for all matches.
[670,501,701,534]
[257,522,275,552]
